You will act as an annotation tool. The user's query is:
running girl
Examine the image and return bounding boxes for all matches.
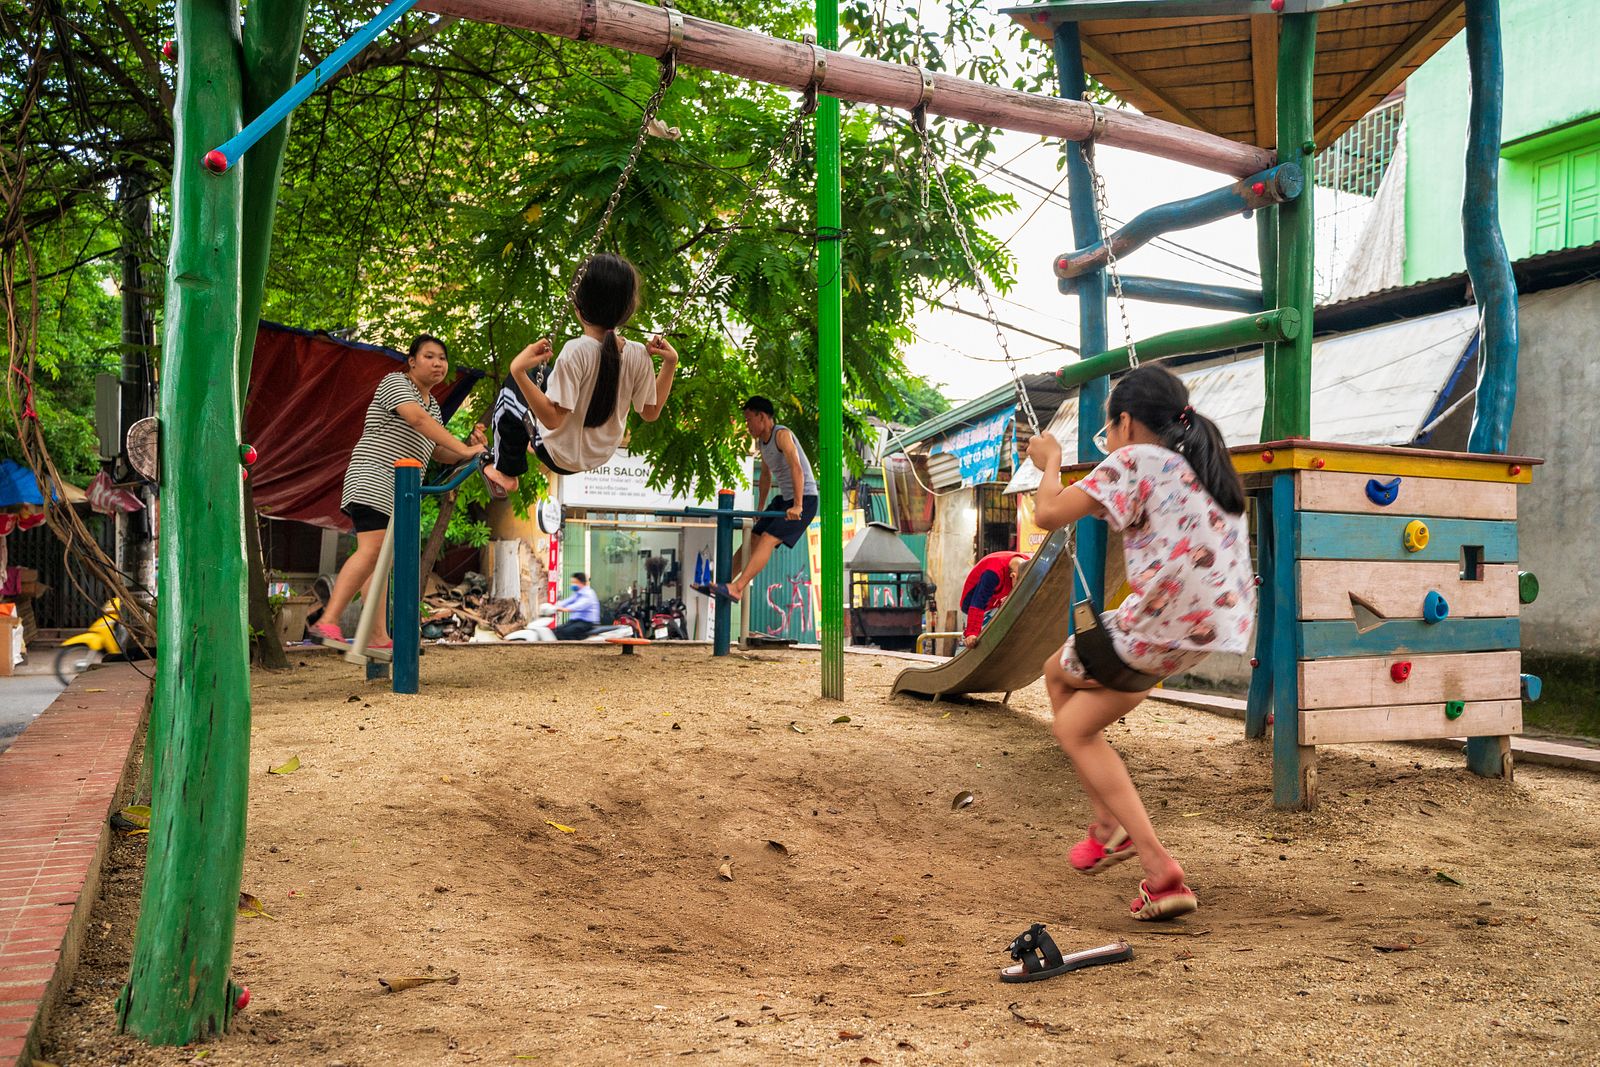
[1022,364,1254,924]
[482,253,678,494]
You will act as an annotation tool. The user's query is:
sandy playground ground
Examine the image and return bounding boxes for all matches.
[42,645,1600,1065]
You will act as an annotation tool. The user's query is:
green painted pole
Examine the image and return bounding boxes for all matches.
[236,0,311,400]
[816,0,844,700]
[1264,12,1317,441]
[120,0,251,1044]
[1055,308,1300,392]
[1254,202,1279,441]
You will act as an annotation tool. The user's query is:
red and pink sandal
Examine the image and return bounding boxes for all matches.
[1069,825,1136,874]
[1129,879,1199,921]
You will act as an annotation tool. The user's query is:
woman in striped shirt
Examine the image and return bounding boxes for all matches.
[313,335,485,649]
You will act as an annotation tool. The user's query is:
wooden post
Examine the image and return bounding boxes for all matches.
[1270,473,1314,809]
[1244,489,1273,739]
[1054,22,1108,620]
[119,0,251,1043]
[1263,12,1316,441]
[417,0,1274,177]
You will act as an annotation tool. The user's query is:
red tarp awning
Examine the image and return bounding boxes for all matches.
[243,322,484,530]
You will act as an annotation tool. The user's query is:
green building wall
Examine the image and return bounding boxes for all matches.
[1403,0,1600,283]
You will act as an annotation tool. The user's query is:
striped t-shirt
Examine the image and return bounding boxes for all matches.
[341,372,442,515]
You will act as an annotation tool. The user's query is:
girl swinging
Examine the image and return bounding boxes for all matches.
[482,253,678,493]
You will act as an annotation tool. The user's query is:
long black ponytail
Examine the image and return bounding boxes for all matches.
[1107,364,1245,515]
[572,253,640,429]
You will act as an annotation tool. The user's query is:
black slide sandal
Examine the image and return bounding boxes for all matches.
[999,923,1133,983]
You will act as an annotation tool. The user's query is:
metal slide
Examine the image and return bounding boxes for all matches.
[892,527,1075,700]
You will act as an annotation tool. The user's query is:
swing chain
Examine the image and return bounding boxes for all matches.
[562,49,681,327]
[1082,105,1138,369]
[914,119,1040,436]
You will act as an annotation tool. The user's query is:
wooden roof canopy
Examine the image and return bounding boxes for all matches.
[1003,0,1466,151]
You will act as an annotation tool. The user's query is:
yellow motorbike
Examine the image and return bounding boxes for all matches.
[54,598,135,685]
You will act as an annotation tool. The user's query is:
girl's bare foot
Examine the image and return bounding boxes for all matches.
[483,465,517,496]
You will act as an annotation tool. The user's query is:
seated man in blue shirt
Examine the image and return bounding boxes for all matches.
[553,572,603,640]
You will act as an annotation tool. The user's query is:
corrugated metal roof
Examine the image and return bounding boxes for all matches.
[1004,303,1478,493]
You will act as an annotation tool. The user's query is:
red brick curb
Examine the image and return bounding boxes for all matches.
[0,664,149,1067]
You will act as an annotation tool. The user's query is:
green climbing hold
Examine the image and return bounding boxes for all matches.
[1445,700,1466,721]
[1517,571,1539,605]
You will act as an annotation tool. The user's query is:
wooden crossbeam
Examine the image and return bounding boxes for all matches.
[1077,36,1220,136]
[418,0,1275,176]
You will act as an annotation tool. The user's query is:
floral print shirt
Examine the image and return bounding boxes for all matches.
[1077,444,1256,658]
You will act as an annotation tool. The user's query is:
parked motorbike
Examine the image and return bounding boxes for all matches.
[648,598,689,641]
[55,598,145,685]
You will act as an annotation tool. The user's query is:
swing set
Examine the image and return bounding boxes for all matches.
[129,0,1532,1045]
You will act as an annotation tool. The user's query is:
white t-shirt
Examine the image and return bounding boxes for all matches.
[1077,444,1256,659]
[537,335,657,472]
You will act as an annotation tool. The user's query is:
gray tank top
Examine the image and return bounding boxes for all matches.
[758,423,817,501]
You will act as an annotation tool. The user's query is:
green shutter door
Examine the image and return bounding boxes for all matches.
[1567,144,1600,248]
[1532,155,1567,254]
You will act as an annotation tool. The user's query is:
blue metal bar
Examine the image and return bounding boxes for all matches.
[422,456,483,496]
[1054,163,1303,280]
[203,0,422,173]
[1463,0,1520,459]
[1054,22,1107,620]
[712,491,734,657]
[1060,274,1264,313]
[391,461,423,694]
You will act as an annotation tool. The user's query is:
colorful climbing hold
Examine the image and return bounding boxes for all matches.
[1390,662,1412,683]
[1508,464,1522,476]
[1520,674,1542,702]
[1444,700,1465,721]
[1517,571,1539,605]
[1402,519,1430,553]
[1260,450,1275,463]
[1422,590,1449,624]
[1270,0,1285,11]
[1365,477,1401,506]
[1310,457,1326,469]
[1250,658,1260,669]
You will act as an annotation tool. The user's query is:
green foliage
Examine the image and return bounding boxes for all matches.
[12,1,1054,504]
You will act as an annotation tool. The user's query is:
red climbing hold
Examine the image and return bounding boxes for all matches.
[1250,658,1260,669]
[203,149,228,173]
[1311,457,1326,469]
[1260,450,1275,463]
[1508,464,1522,476]
[1251,181,1267,196]
[1390,662,1412,683]
[1270,0,1286,11]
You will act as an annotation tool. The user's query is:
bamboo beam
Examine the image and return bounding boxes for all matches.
[1312,0,1464,148]
[417,0,1275,176]
[1054,308,1300,391]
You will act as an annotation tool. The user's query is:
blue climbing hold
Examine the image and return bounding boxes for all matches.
[1365,477,1401,506]
[1422,590,1449,624]
[1520,674,1542,702]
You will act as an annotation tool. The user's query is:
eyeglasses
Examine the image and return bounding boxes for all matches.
[1093,422,1110,455]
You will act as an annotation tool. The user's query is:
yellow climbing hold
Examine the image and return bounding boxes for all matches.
[1402,519,1430,553]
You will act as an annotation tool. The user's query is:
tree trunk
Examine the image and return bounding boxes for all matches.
[418,490,457,596]
[244,483,290,668]
[119,0,250,1044]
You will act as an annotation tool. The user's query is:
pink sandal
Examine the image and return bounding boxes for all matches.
[1129,879,1199,921]
[1069,826,1136,874]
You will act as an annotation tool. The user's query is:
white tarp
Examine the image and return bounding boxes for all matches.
[1005,303,1479,494]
